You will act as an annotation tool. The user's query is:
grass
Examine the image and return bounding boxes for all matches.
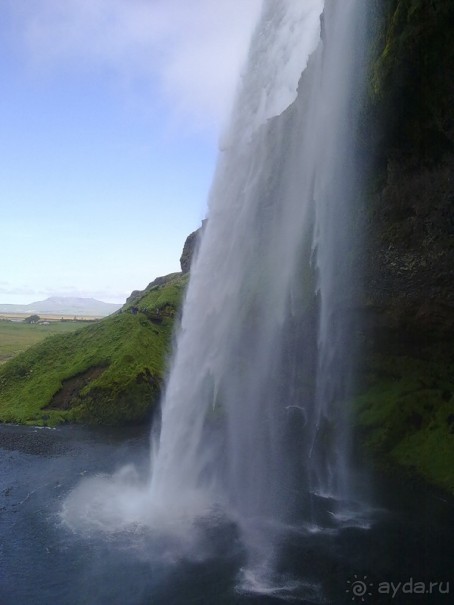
[0,274,187,427]
[123,273,189,314]
[0,320,94,364]
[354,350,454,494]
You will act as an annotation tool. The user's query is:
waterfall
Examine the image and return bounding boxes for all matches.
[150,0,368,543]
[61,1,370,597]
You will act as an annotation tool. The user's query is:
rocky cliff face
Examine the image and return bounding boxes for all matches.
[125,221,205,307]
[179,221,205,273]
[354,0,454,493]
[364,157,453,342]
[364,0,453,336]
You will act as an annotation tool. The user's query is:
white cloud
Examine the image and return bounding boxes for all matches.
[0,283,128,305]
[0,284,37,297]
[6,0,262,132]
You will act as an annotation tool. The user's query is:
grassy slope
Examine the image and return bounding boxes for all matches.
[0,320,94,364]
[0,274,187,426]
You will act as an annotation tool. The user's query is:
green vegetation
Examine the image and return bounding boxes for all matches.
[123,273,188,315]
[0,274,187,426]
[369,0,454,165]
[0,320,94,364]
[354,0,454,495]
[23,314,40,324]
[354,349,454,493]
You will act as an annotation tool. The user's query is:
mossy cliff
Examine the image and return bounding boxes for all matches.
[368,0,453,165]
[0,272,188,427]
[354,0,454,493]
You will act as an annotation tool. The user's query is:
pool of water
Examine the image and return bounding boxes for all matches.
[0,424,452,604]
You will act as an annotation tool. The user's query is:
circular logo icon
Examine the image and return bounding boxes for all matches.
[345,575,374,602]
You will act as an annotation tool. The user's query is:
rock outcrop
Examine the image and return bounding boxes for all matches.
[354,0,454,493]
[180,220,206,273]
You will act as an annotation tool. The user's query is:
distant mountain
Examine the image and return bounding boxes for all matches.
[0,297,122,317]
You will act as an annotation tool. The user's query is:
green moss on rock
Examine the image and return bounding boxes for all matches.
[354,349,454,493]
[369,0,454,165]
[355,0,454,495]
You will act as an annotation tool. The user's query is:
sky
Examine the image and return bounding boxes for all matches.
[0,0,262,304]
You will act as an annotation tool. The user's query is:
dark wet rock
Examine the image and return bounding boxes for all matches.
[46,366,107,411]
[180,221,206,273]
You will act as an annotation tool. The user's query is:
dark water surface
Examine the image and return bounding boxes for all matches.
[0,424,452,605]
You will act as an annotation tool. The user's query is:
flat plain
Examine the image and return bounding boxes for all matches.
[0,316,97,364]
